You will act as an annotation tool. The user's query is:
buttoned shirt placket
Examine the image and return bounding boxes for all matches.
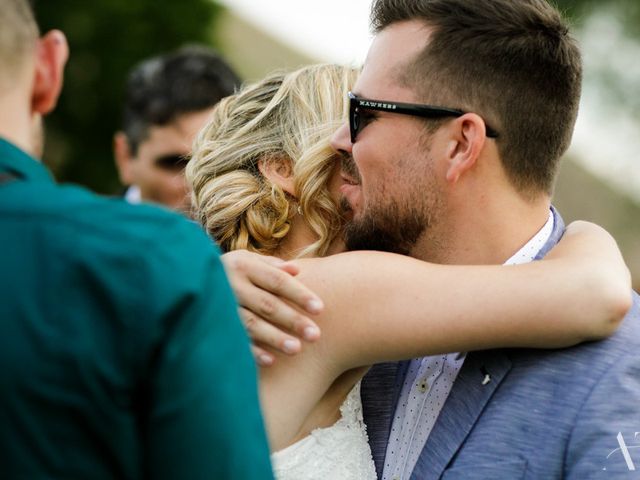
[382,211,554,480]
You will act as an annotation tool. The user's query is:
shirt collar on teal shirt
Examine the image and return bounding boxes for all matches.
[0,136,54,183]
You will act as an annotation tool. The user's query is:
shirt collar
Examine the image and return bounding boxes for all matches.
[504,210,554,265]
[124,184,142,204]
[0,136,54,183]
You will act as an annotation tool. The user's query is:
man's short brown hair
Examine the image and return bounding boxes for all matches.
[371,0,583,196]
[0,0,39,87]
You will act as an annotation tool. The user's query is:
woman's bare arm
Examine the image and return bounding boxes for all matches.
[252,221,631,449]
[293,221,632,371]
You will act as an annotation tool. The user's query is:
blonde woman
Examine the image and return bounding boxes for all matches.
[186,64,631,479]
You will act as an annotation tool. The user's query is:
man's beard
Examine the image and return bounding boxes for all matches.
[342,196,430,256]
[339,148,441,256]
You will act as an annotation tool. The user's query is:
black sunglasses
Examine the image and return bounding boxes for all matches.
[348,91,499,143]
[154,154,190,171]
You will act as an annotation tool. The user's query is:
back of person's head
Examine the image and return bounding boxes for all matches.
[122,46,241,155]
[370,0,582,197]
[0,0,38,90]
[187,64,358,257]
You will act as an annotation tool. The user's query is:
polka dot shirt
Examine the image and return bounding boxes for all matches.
[381,211,554,480]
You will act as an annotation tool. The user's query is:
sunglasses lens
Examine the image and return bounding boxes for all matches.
[350,106,360,143]
[155,155,189,171]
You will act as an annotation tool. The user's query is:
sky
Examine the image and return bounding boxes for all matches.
[217,0,640,203]
[216,0,374,65]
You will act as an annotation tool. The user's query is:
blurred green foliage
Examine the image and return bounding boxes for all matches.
[34,0,221,193]
[555,0,640,34]
[555,0,640,122]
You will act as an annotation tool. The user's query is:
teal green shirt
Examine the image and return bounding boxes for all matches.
[0,138,273,479]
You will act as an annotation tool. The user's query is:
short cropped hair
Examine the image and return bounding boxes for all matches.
[371,0,583,195]
[0,0,39,87]
[122,46,241,155]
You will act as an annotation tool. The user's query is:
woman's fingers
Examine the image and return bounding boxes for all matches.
[251,344,274,367]
[222,250,323,360]
[240,307,305,354]
[227,251,324,315]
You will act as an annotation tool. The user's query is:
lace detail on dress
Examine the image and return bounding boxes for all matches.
[271,381,377,480]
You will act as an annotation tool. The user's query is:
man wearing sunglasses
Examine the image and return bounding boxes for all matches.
[328,0,639,478]
[114,46,240,214]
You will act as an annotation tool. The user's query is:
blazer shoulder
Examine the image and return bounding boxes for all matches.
[601,290,640,349]
[504,291,640,393]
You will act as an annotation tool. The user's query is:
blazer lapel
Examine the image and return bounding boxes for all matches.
[535,206,565,260]
[411,206,565,479]
[362,360,410,478]
[410,351,512,479]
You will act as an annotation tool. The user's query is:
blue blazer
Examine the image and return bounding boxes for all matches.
[362,209,640,479]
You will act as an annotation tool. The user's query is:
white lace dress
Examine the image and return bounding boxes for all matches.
[271,381,377,480]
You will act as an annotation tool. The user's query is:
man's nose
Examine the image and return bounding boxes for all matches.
[330,121,352,155]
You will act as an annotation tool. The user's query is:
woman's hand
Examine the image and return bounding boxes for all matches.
[222,250,323,366]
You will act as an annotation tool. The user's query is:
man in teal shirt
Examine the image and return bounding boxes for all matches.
[0,1,273,478]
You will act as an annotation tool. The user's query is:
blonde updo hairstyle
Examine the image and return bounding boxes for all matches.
[187,64,358,257]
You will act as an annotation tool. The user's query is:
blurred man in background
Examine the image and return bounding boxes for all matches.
[114,46,240,213]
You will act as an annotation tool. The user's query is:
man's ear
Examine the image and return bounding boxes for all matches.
[444,113,487,184]
[257,157,296,197]
[113,132,135,186]
[31,30,69,116]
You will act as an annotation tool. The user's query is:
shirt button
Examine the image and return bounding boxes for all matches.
[417,379,429,393]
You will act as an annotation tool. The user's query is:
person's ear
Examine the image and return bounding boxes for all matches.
[31,30,69,116]
[257,157,296,197]
[444,113,486,184]
[113,132,135,186]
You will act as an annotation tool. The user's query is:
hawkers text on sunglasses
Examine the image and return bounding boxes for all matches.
[348,91,499,143]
